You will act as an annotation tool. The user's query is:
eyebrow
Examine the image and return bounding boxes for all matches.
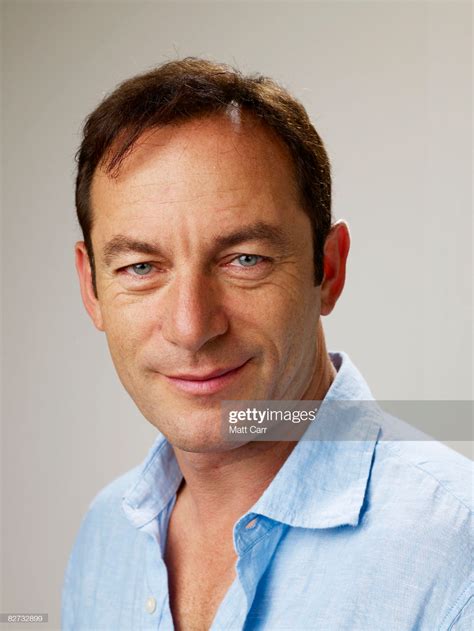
[213,221,291,252]
[101,221,291,267]
[102,236,166,267]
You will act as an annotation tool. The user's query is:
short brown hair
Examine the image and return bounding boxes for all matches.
[75,58,332,296]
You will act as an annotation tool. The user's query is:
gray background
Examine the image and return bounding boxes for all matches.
[1,1,472,629]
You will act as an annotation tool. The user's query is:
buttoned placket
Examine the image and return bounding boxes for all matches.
[136,492,177,630]
[209,514,288,630]
[138,528,170,629]
[138,510,287,630]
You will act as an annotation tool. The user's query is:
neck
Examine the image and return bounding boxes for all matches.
[171,321,336,535]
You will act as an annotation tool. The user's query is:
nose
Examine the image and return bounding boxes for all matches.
[161,270,229,352]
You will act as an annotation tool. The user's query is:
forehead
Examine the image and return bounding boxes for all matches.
[91,112,300,211]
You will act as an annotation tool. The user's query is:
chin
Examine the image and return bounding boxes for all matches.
[172,435,245,454]
[161,423,244,454]
[147,405,244,453]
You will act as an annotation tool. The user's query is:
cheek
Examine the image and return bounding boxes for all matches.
[100,298,156,362]
[227,281,320,353]
[277,295,320,371]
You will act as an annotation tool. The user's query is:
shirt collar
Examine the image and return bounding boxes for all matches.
[122,351,382,530]
[248,352,382,528]
[122,436,182,529]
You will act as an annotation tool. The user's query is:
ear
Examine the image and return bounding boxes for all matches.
[320,220,351,316]
[75,241,104,331]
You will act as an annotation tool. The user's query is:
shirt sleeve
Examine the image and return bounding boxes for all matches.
[449,596,474,631]
[61,545,77,631]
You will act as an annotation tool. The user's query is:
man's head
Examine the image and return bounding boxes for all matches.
[74,59,350,452]
[75,58,332,296]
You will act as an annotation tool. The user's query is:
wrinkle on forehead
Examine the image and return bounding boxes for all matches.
[96,110,289,178]
[91,111,301,218]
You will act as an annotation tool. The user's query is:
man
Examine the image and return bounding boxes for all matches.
[62,59,472,630]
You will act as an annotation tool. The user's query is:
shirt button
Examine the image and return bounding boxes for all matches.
[145,596,156,614]
[245,517,258,529]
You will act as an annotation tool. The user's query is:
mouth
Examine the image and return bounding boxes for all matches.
[163,360,251,396]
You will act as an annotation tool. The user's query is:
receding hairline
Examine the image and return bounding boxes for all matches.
[96,106,293,181]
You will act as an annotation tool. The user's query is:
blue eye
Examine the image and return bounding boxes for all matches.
[130,263,153,275]
[236,254,262,267]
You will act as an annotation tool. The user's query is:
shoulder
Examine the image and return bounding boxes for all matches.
[89,464,143,512]
[64,463,145,574]
[61,464,144,629]
[374,411,472,511]
[365,411,472,568]
[75,464,143,542]
[363,416,472,629]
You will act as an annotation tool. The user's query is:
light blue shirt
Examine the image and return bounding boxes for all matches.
[62,352,473,630]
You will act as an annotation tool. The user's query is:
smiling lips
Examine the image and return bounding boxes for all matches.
[164,361,249,395]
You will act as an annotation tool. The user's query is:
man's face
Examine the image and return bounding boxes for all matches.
[83,113,321,451]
